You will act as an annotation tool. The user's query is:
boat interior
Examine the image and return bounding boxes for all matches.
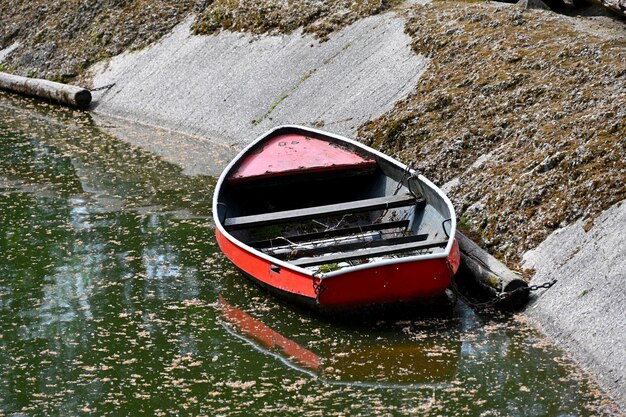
[216,138,452,272]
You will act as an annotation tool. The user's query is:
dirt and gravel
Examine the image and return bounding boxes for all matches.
[359,3,626,266]
[193,0,400,40]
[0,0,196,82]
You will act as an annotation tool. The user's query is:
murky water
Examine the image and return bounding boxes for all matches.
[0,92,619,417]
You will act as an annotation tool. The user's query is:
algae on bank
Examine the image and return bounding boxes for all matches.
[359,3,626,266]
[0,0,397,83]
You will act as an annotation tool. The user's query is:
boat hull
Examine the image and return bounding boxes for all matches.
[213,125,461,312]
[216,227,460,310]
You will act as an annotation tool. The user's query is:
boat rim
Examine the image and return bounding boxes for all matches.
[212,125,457,279]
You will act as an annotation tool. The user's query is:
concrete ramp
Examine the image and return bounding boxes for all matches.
[523,200,626,408]
[90,13,427,147]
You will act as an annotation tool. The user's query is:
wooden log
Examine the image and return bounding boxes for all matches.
[0,72,91,109]
[596,0,626,16]
[455,231,529,309]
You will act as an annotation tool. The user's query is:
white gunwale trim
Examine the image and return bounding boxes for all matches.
[212,125,457,280]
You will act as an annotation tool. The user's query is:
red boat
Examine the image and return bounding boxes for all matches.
[213,126,460,311]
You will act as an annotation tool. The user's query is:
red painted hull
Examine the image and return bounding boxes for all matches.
[216,228,460,310]
[214,125,461,312]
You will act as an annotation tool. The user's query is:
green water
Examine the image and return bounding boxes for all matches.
[0,93,618,417]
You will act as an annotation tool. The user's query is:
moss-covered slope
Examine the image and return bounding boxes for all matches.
[0,0,196,82]
[0,0,396,82]
[193,0,399,40]
[360,3,626,265]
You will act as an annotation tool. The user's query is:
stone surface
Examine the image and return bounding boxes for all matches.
[90,13,427,147]
[523,200,626,409]
[516,0,552,10]
[92,113,236,177]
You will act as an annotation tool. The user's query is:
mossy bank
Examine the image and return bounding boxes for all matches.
[360,3,626,266]
[0,0,397,82]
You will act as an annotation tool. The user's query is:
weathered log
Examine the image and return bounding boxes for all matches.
[455,231,529,309]
[0,72,91,109]
[596,0,626,16]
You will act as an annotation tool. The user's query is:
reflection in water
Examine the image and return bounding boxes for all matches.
[219,294,458,390]
[219,296,321,371]
[0,92,620,416]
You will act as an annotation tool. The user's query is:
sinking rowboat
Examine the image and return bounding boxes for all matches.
[213,126,460,311]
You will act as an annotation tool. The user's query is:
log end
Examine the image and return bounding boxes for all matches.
[74,89,92,109]
[502,279,530,310]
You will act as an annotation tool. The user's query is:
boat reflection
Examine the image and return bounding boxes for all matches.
[324,339,459,384]
[219,295,321,370]
[218,296,461,386]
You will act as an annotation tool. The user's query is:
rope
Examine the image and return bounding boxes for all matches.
[312,272,327,304]
[393,162,413,196]
[442,218,452,238]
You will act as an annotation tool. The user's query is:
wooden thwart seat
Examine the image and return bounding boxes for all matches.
[224,194,421,231]
[290,237,449,268]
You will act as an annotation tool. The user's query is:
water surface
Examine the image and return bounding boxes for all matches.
[0,93,618,416]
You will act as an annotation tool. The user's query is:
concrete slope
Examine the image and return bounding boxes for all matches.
[91,13,427,147]
[523,200,626,408]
